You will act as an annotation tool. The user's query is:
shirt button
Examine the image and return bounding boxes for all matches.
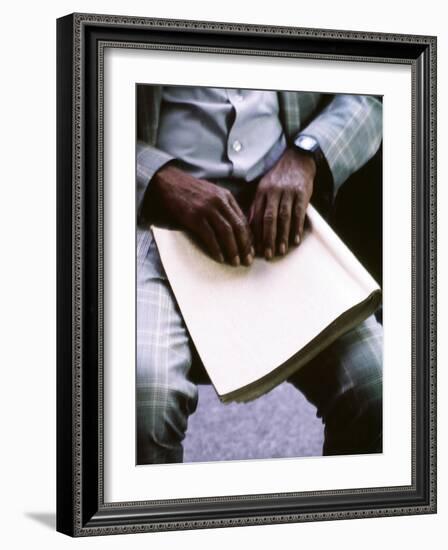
[232,140,242,153]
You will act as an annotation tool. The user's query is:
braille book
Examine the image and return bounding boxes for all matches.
[152,204,381,403]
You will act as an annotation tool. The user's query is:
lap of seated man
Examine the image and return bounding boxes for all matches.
[136,85,383,464]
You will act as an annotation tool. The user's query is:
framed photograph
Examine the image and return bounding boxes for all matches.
[56,13,437,536]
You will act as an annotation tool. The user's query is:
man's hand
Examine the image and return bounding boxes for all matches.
[149,164,254,267]
[248,148,316,259]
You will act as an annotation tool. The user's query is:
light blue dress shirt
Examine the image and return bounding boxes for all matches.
[156,86,287,182]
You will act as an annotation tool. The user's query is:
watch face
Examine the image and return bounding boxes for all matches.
[296,135,318,152]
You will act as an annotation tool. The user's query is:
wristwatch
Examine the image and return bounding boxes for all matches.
[293,134,324,168]
[292,133,333,213]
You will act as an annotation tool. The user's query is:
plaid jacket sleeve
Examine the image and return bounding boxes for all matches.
[298,95,382,196]
[136,85,175,221]
[137,142,174,220]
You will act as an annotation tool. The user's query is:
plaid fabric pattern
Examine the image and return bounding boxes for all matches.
[287,314,383,455]
[136,227,198,464]
[136,144,174,220]
[277,92,382,196]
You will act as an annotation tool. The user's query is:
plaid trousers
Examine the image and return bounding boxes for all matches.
[136,225,383,464]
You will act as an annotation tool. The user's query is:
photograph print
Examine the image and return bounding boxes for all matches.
[135,83,383,466]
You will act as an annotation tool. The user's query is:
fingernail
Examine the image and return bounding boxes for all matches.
[294,234,301,245]
[279,242,287,255]
[250,246,255,257]
[265,248,272,260]
[232,255,240,267]
[245,253,253,266]
[218,253,225,263]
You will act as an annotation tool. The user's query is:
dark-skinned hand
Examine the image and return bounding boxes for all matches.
[248,148,316,259]
[149,164,254,267]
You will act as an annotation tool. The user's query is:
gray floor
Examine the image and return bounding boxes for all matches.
[183,381,324,463]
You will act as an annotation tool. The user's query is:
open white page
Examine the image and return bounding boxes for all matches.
[152,205,380,398]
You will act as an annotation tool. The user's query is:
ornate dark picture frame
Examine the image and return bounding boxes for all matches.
[56,13,437,537]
